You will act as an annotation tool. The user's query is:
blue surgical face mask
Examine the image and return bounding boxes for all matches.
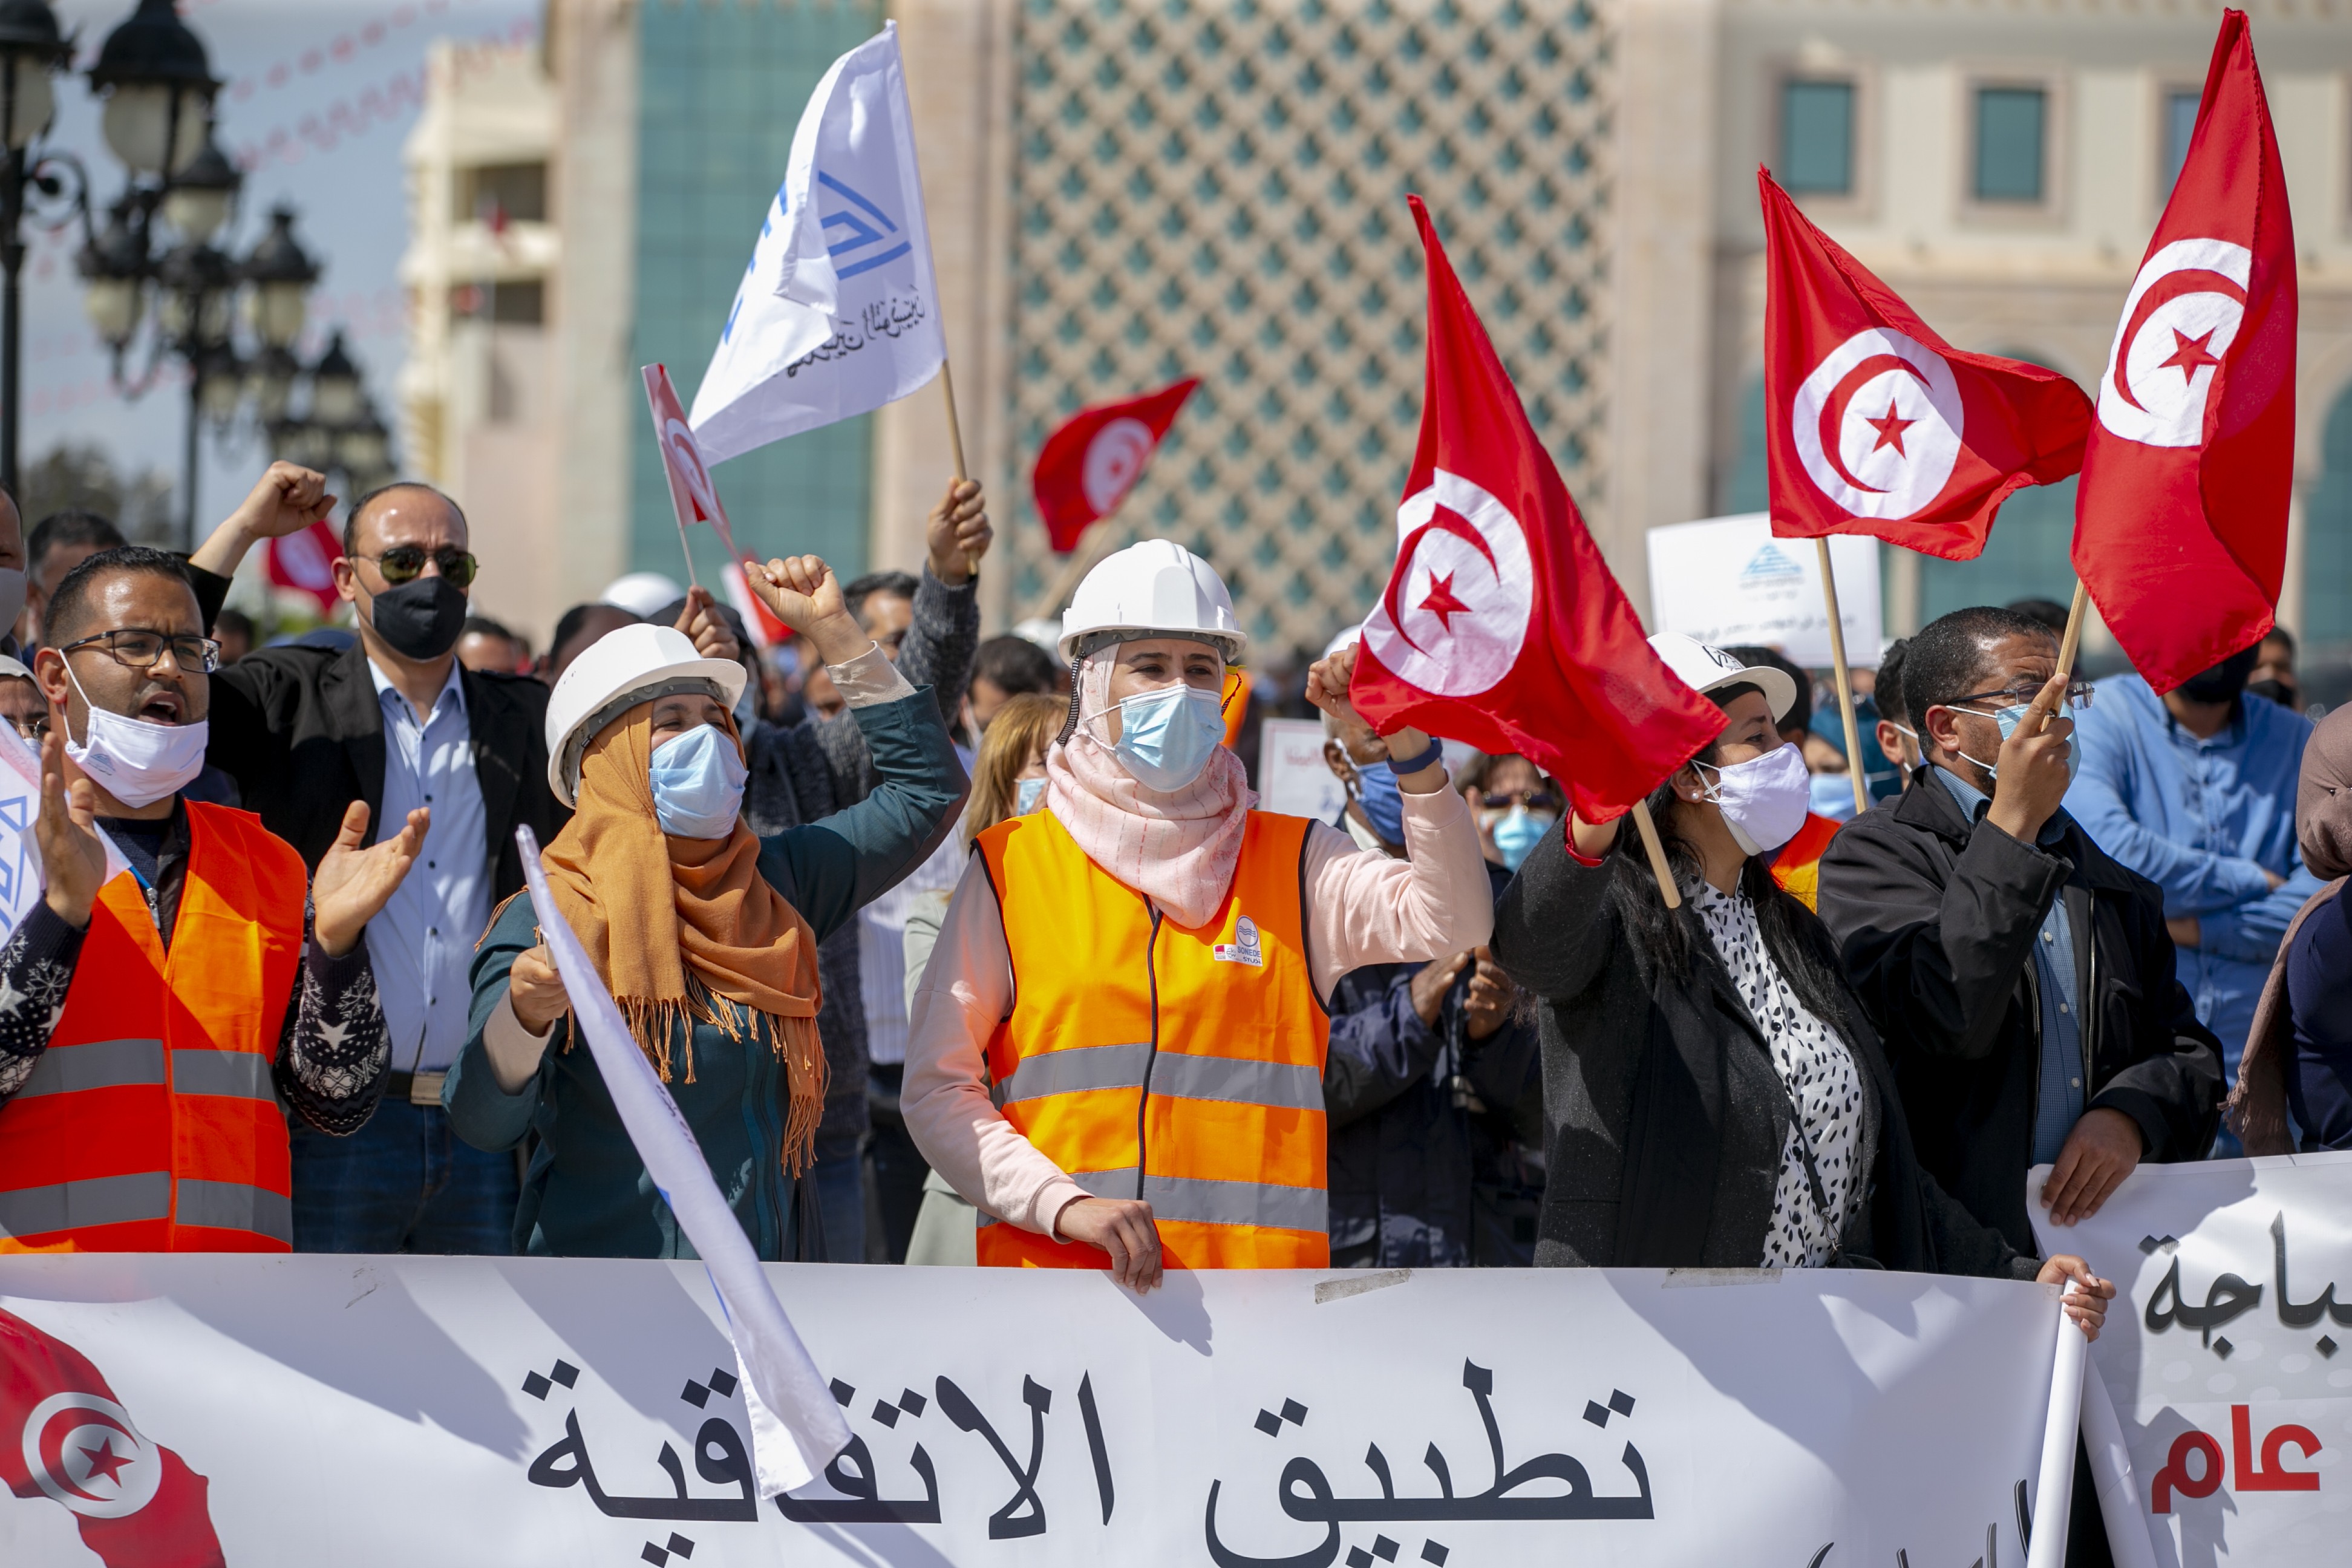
[1109,682,1228,793]
[1961,704,2080,785]
[1353,759,1406,847]
[1488,804,1558,872]
[648,724,749,838]
[1808,770,1859,823]
[1016,776,1047,815]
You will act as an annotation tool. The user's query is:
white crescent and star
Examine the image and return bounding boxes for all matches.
[1790,327,1965,520]
[1080,417,1157,516]
[1361,468,1534,699]
[664,417,721,523]
[23,1393,163,1519]
[2095,237,2250,448]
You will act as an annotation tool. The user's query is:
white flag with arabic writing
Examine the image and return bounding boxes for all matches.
[688,22,944,464]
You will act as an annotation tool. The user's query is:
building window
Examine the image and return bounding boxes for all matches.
[1973,86,2047,203]
[2162,87,2200,195]
[451,279,544,325]
[456,162,547,225]
[1780,79,1855,196]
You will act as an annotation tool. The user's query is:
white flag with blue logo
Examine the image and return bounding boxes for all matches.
[689,22,945,464]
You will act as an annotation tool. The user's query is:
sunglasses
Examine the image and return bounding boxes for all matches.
[59,629,223,674]
[359,546,479,588]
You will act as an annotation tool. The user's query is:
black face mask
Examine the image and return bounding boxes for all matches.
[2174,644,2260,706]
[366,575,469,661]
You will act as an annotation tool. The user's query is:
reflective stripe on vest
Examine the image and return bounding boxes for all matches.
[0,803,306,1254]
[975,809,1331,1270]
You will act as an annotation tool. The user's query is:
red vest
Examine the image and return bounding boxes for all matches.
[0,803,306,1252]
[975,810,1331,1269]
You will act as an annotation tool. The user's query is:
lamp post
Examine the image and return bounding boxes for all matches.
[0,0,72,498]
[268,329,395,497]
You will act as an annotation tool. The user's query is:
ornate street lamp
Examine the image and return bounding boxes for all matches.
[0,0,72,496]
[266,330,396,498]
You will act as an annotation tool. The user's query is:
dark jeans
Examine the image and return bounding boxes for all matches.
[794,1129,867,1263]
[290,1100,519,1254]
[864,1065,930,1264]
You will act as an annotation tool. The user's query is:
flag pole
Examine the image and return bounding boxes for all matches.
[1814,538,1867,816]
[939,359,981,580]
[1628,800,1682,910]
[2056,580,2089,683]
[673,519,703,592]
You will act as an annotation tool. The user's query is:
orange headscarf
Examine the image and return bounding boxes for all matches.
[539,705,827,1171]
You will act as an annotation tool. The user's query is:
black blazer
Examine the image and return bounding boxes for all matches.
[1491,826,2031,1279]
[204,638,565,906]
[1817,767,2224,1252]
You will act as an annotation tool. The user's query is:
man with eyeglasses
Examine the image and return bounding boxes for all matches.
[186,463,740,1255]
[1815,604,2222,1258]
[0,546,427,1251]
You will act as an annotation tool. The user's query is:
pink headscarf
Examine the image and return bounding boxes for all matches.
[1044,649,1253,930]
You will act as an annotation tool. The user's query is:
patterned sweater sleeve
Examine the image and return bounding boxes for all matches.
[273,901,392,1135]
[0,904,88,1103]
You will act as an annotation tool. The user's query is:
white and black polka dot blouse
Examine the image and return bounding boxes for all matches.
[1693,882,1863,1268]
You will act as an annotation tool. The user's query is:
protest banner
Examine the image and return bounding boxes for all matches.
[689,22,947,466]
[1258,717,1348,823]
[0,728,127,949]
[2028,1149,2352,1567]
[1645,514,1882,673]
[0,1255,2076,1567]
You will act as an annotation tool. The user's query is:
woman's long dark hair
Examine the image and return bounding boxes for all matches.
[1601,691,1860,1036]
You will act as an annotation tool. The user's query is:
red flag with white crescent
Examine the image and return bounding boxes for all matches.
[2074,9,2295,692]
[1350,197,1723,824]
[264,520,342,615]
[644,363,788,648]
[1760,169,2091,560]
[1031,377,1198,553]
[0,1308,225,1568]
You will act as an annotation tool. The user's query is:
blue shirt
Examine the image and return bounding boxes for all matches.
[367,661,490,1073]
[1937,767,2083,1163]
[2067,676,2321,1066]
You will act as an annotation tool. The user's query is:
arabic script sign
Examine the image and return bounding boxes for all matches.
[2030,1149,2352,1567]
[0,1256,2063,1566]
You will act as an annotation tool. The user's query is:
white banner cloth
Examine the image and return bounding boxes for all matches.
[1645,514,1882,668]
[517,826,849,1494]
[689,22,944,463]
[0,726,130,947]
[0,1258,2076,1566]
[2029,1151,2352,1567]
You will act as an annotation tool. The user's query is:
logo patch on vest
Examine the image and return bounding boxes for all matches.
[1213,916,1264,968]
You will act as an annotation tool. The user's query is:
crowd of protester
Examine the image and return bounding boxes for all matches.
[0,459,2341,1377]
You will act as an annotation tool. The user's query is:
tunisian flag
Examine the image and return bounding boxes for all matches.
[264,520,342,615]
[0,1308,224,1568]
[1031,377,1198,552]
[644,363,789,648]
[2075,9,2295,692]
[1762,169,2091,559]
[1351,197,1723,823]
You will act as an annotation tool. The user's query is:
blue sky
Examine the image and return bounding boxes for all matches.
[23,0,537,532]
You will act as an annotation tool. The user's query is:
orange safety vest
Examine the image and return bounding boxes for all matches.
[974,808,1330,1270]
[1769,812,1843,913]
[0,803,306,1252]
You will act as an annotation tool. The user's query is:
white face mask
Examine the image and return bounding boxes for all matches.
[1691,742,1811,856]
[60,656,209,809]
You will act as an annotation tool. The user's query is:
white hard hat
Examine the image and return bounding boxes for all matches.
[544,622,747,808]
[1059,539,1246,663]
[1647,632,1798,724]
[601,571,687,619]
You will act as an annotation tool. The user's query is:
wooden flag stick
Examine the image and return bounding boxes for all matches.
[1814,538,1868,817]
[673,520,702,592]
[2056,579,2090,682]
[939,359,979,578]
[1629,799,1681,910]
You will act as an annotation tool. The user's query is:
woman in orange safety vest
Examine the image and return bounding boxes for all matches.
[901,540,1494,1288]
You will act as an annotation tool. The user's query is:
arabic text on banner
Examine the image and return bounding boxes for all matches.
[0,1256,2071,1566]
[2028,1151,2352,1567]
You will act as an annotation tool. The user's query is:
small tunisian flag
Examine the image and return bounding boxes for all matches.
[265,519,342,614]
[2075,9,2295,692]
[1762,169,2091,560]
[0,1307,225,1568]
[1352,198,1723,823]
[644,363,789,648]
[1031,377,1198,552]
